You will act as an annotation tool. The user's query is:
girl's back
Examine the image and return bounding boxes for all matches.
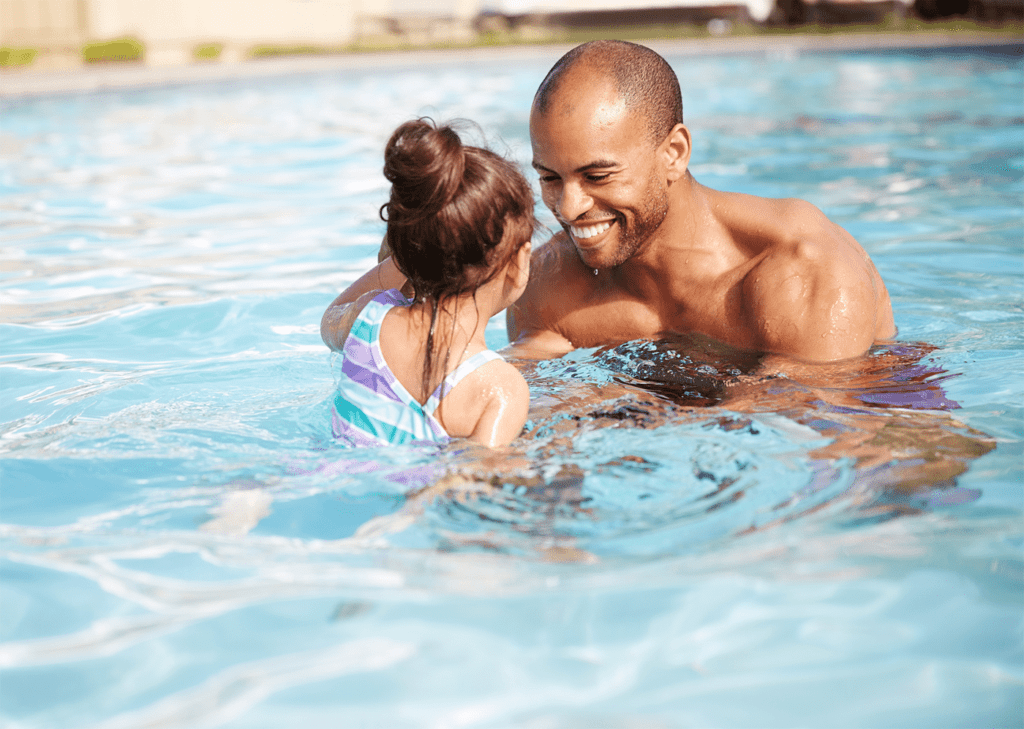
[378,294,528,444]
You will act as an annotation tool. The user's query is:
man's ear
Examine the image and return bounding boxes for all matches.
[662,124,691,182]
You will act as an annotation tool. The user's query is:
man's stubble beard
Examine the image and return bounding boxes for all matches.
[580,177,670,270]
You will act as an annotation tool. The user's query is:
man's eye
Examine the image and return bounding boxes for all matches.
[539,175,559,184]
[586,173,610,182]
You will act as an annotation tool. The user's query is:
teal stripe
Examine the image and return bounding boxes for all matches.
[349,314,378,343]
[348,299,393,342]
[333,290,449,446]
[333,391,418,445]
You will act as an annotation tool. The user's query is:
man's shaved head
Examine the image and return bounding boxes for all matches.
[533,40,684,145]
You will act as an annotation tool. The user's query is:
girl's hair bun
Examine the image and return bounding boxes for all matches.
[380,117,537,303]
[384,119,466,221]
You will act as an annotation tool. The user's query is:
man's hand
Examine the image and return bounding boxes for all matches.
[502,315,575,360]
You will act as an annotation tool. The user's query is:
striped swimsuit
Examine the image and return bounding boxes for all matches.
[331,289,503,447]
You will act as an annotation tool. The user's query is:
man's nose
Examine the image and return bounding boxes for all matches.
[556,182,592,222]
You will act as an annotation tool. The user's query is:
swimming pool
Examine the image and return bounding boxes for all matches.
[1,38,1021,728]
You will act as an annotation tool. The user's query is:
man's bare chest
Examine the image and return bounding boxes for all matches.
[555,284,750,349]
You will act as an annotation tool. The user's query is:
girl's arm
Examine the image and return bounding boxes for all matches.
[320,253,407,352]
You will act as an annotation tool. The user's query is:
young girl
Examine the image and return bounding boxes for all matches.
[320,119,537,448]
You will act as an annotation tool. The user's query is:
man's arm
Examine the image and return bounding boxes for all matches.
[744,206,891,362]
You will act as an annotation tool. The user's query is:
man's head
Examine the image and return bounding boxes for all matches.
[529,41,690,270]
[534,40,683,146]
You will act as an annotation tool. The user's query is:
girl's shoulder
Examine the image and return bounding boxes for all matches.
[460,354,528,402]
[436,351,529,447]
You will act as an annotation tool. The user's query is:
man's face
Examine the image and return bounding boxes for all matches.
[530,80,669,270]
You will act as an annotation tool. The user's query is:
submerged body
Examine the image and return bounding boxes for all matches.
[508,40,895,363]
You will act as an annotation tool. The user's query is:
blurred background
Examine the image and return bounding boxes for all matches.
[2,0,1021,72]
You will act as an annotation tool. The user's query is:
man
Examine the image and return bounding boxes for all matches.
[507,40,895,363]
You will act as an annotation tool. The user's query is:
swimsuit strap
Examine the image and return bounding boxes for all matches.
[347,288,413,345]
[423,350,504,416]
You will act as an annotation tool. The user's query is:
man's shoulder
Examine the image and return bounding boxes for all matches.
[741,196,868,295]
[718,190,833,245]
[735,198,884,361]
[710,191,846,274]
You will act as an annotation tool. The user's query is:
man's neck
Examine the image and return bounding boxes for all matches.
[612,179,735,301]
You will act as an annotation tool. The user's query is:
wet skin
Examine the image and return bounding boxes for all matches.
[507,67,896,364]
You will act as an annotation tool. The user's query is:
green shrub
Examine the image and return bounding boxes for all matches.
[0,47,37,67]
[82,37,144,63]
[194,42,223,60]
[249,44,324,58]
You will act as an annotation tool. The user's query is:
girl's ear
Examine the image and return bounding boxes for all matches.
[377,233,392,263]
[510,240,532,289]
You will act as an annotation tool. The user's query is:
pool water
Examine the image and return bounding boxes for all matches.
[2,41,1022,728]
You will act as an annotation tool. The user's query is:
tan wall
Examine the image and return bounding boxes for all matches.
[1,0,85,47]
[1,0,87,68]
[83,0,362,64]
[83,0,360,44]
[377,0,478,18]
[1,0,381,66]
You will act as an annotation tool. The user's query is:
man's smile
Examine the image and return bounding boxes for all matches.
[569,220,613,240]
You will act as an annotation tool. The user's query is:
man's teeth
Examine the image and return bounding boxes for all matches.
[571,221,612,239]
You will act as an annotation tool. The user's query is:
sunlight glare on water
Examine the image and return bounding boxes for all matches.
[1,42,1022,728]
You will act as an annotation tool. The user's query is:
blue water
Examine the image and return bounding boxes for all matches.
[1,41,1022,728]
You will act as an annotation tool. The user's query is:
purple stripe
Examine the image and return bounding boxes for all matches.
[429,380,451,405]
[858,387,960,411]
[341,337,404,404]
[376,289,411,307]
[340,357,405,403]
[342,332,378,366]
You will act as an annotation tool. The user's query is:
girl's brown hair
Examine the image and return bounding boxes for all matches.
[380,118,537,397]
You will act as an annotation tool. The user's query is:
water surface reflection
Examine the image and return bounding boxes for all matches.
[358,338,995,562]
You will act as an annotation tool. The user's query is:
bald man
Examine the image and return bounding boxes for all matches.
[507,40,895,363]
